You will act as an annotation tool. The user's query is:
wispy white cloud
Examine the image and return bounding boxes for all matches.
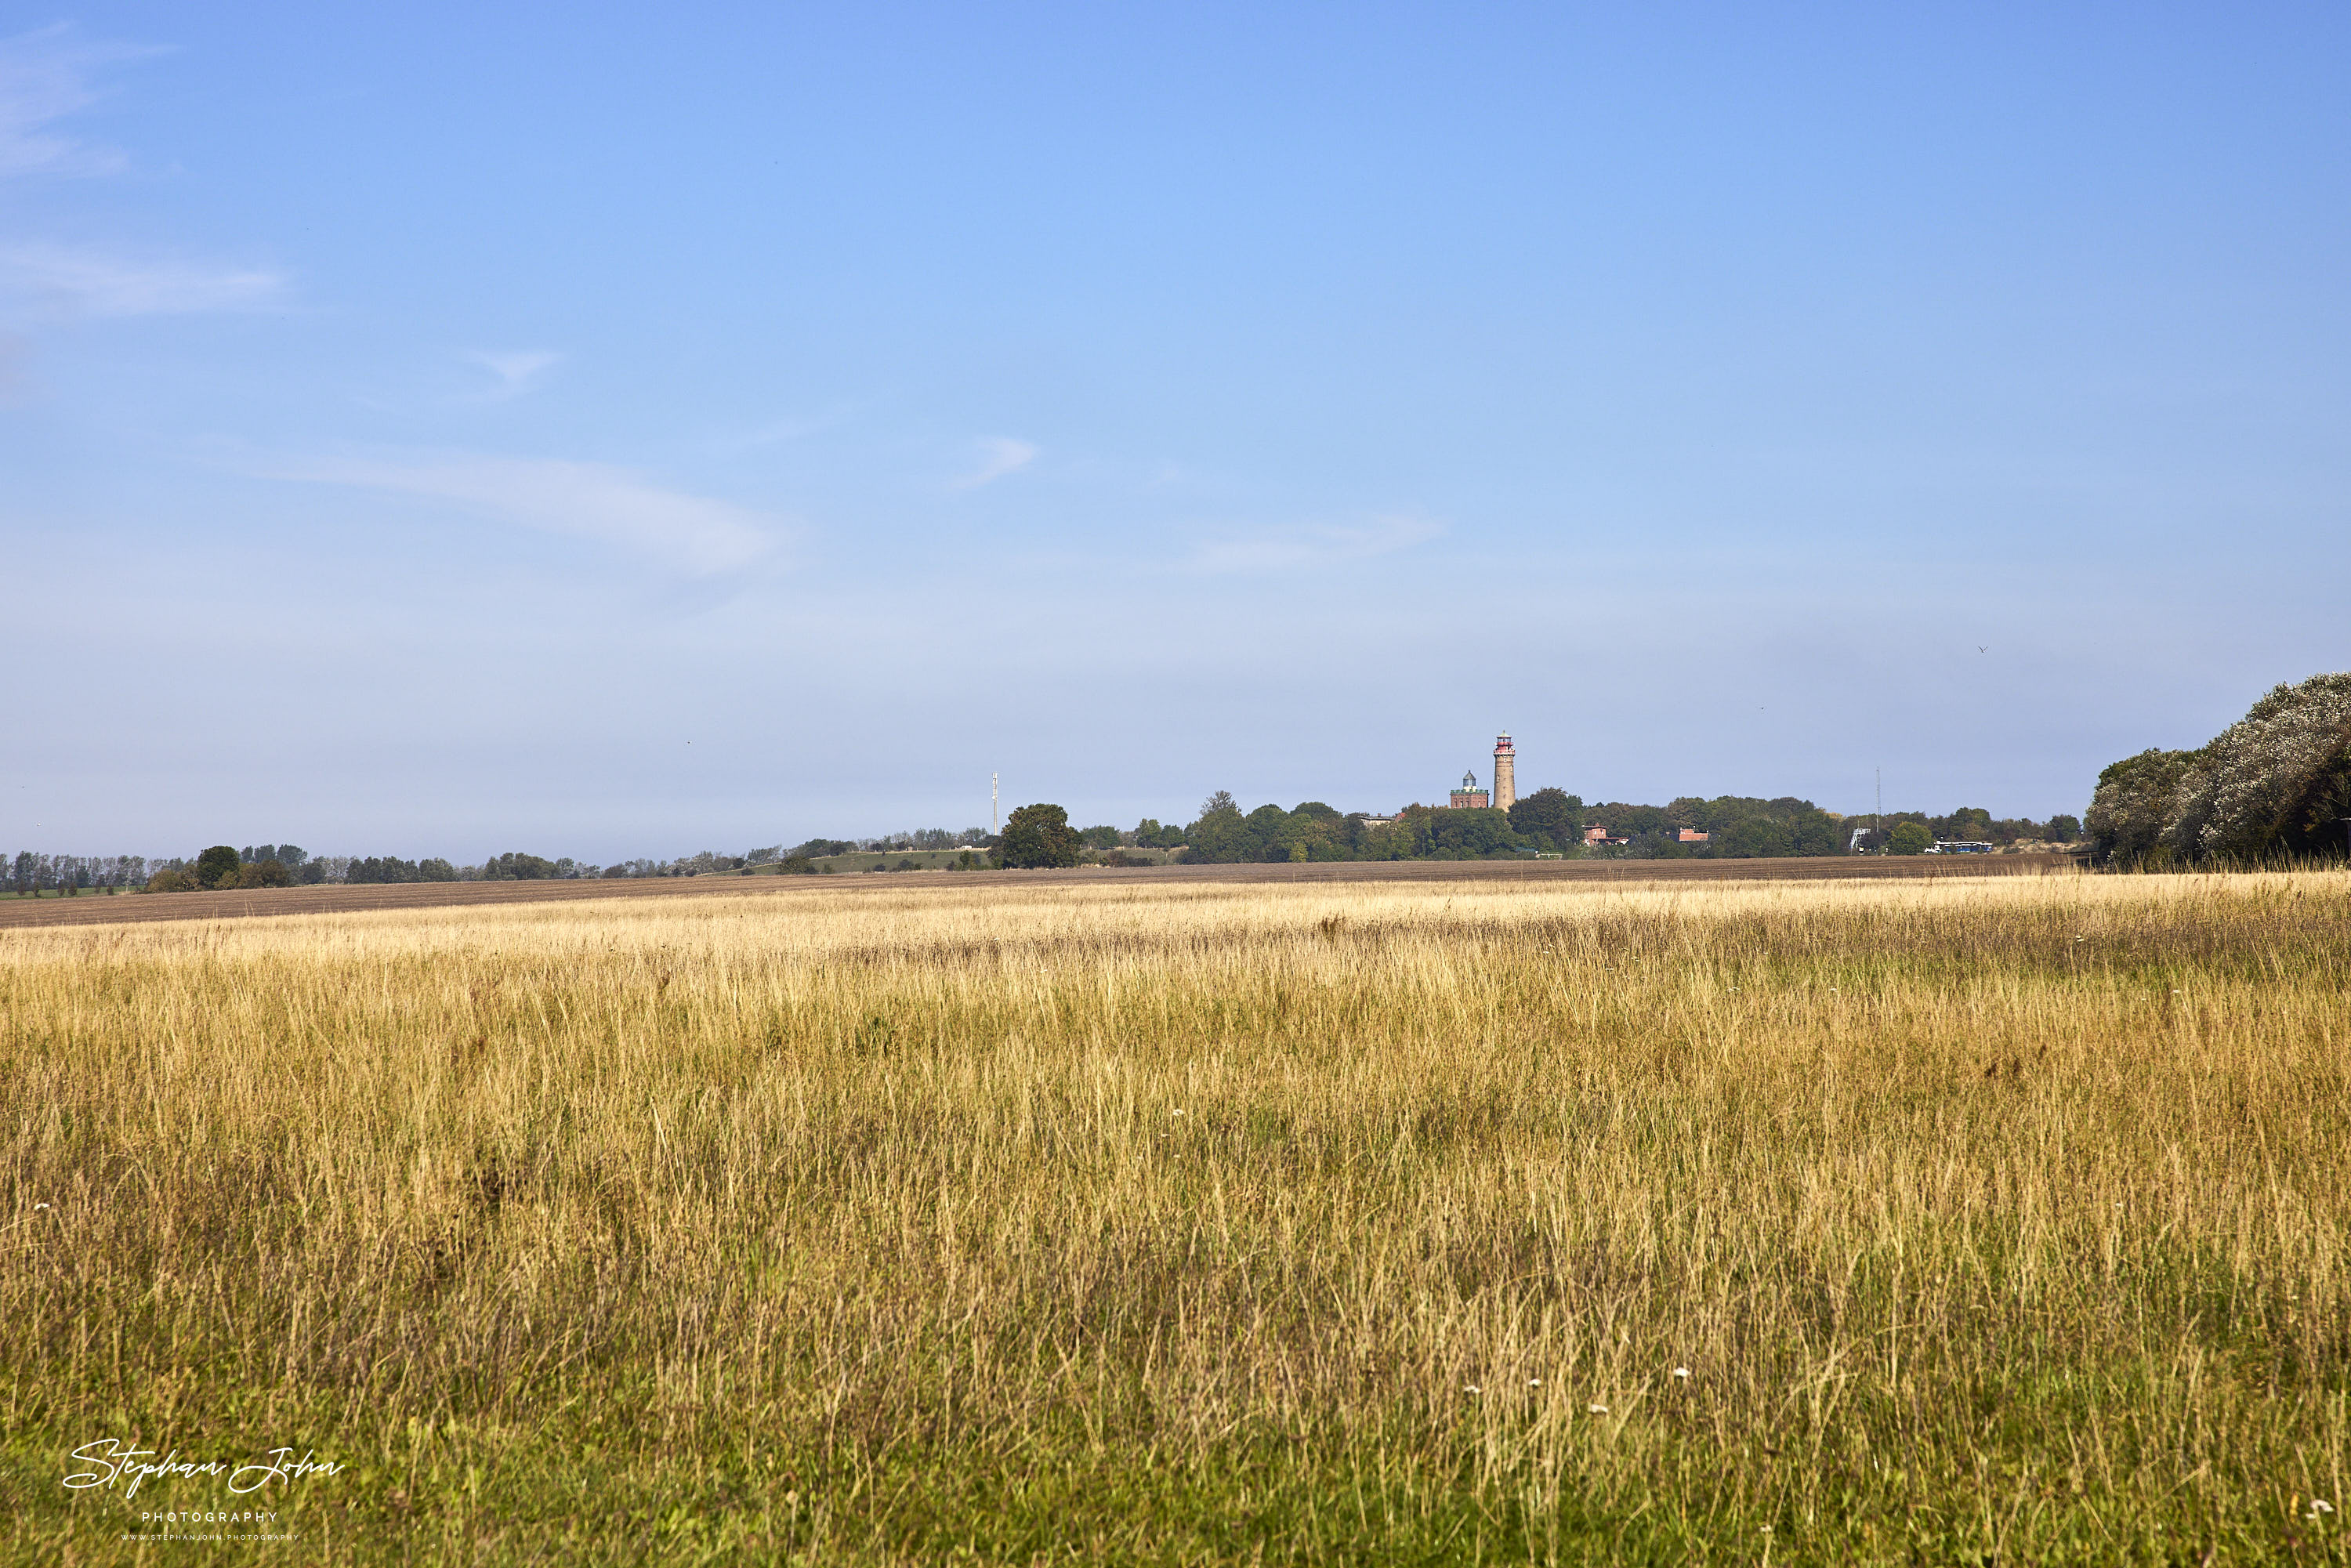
[261,451,780,574]
[463,349,561,399]
[951,436,1038,490]
[0,241,281,317]
[0,31,281,326]
[1190,514,1443,574]
[0,25,156,179]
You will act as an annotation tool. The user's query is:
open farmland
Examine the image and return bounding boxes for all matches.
[2,871,2346,1563]
[0,852,2067,932]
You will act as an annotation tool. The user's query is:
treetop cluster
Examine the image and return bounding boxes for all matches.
[2087,671,2351,866]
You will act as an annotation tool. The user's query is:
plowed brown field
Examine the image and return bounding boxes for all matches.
[0,852,2075,930]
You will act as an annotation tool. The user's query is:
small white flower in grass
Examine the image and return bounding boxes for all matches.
[1588,1403,1608,1414]
[1527,1378,1541,1387]
[2310,1498,2335,1517]
[34,1203,49,1210]
[1464,1384,1481,1394]
[1672,1367,1690,1379]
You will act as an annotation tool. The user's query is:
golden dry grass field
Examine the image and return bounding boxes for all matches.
[2,870,2346,1564]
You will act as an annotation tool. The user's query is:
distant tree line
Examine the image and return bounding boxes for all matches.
[5,853,152,895]
[784,828,989,860]
[1836,808,2078,856]
[135,845,577,891]
[1,842,878,895]
[1131,789,2081,865]
[7,773,2116,899]
[0,835,1023,896]
[2086,672,2351,866]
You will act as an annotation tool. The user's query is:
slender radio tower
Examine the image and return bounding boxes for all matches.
[991,772,999,835]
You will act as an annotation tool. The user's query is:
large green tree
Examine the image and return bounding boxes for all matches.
[2164,674,2351,862]
[2085,748,2193,864]
[1183,792,1250,864]
[997,803,1082,869]
[1932,806,1995,842]
[1242,804,1292,862]
[195,845,241,889]
[1506,787,1582,847]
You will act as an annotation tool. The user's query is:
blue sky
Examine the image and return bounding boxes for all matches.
[5,4,2346,859]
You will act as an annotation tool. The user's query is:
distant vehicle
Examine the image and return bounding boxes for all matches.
[1925,840,1995,854]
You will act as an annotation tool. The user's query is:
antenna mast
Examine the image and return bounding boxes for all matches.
[991,772,998,835]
